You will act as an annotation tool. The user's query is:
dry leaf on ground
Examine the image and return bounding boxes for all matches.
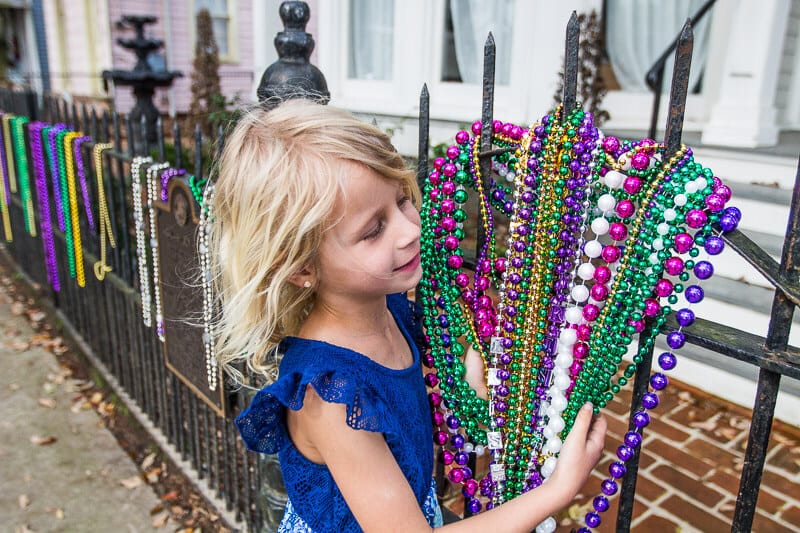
[141,452,157,470]
[45,507,65,519]
[30,435,57,446]
[18,494,30,509]
[38,398,56,409]
[152,511,170,528]
[120,475,144,489]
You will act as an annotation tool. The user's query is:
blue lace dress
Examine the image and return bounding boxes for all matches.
[235,293,442,532]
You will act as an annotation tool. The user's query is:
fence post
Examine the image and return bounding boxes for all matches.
[256,1,330,106]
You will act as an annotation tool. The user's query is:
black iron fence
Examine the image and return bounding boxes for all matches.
[0,9,798,533]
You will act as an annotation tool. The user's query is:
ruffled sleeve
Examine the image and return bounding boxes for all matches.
[235,342,396,454]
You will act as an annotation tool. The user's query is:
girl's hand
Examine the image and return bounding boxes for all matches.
[548,403,607,505]
[463,345,489,400]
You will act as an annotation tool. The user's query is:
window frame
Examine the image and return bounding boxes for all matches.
[191,0,238,63]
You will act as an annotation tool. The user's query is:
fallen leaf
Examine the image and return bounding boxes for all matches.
[10,340,30,351]
[152,511,169,528]
[10,301,25,315]
[28,310,46,323]
[162,490,180,502]
[18,494,30,509]
[89,392,103,405]
[145,467,162,484]
[38,398,57,409]
[170,505,187,517]
[141,452,157,471]
[150,503,165,515]
[120,475,144,489]
[9,383,20,391]
[45,507,65,519]
[714,427,739,441]
[30,435,57,446]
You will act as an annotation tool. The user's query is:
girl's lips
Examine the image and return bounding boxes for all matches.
[395,253,421,272]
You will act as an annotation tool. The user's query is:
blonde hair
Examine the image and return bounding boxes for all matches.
[209,99,419,384]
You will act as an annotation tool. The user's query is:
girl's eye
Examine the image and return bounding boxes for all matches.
[363,220,385,240]
[398,195,410,207]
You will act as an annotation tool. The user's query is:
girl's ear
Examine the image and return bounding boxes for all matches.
[288,266,315,289]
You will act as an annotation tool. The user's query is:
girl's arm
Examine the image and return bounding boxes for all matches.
[297,387,606,533]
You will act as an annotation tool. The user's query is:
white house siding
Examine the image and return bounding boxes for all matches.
[776,0,800,128]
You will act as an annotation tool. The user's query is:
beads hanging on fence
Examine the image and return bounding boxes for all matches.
[419,104,740,531]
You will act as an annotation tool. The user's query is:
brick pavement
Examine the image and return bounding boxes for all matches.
[442,380,800,532]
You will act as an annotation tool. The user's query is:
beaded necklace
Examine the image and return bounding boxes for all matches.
[198,180,218,390]
[420,105,740,529]
[0,113,11,242]
[62,131,87,287]
[46,124,68,232]
[131,156,154,327]
[146,161,170,341]
[28,121,59,291]
[11,116,36,236]
[2,114,17,194]
[92,143,116,281]
[72,136,95,233]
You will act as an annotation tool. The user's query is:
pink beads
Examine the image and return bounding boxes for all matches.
[593,265,611,283]
[616,199,635,218]
[674,233,694,254]
[631,152,650,170]
[644,298,661,317]
[655,279,673,298]
[601,245,621,263]
[685,209,707,228]
[664,257,684,276]
[455,130,470,145]
[608,222,628,241]
[446,145,460,160]
[623,176,643,194]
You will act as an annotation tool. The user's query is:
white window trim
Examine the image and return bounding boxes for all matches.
[190,0,239,64]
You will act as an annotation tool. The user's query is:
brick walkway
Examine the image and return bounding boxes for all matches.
[443,380,800,531]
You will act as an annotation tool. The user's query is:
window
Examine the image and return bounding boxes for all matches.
[440,0,514,85]
[348,0,394,81]
[196,0,231,58]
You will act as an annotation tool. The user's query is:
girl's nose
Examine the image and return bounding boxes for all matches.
[397,210,421,248]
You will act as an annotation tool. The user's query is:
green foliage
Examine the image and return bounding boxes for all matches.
[188,9,224,138]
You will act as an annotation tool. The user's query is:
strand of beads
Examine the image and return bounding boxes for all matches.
[2,114,18,194]
[28,122,60,291]
[146,162,170,341]
[188,175,207,207]
[131,156,154,327]
[198,180,218,390]
[72,136,95,233]
[11,116,36,236]
[0,113,12,242]
[46,124,68,232]
[55,128,77,278]
[92,143,116,281]
[63,131,88,287]
[160,167,187,202]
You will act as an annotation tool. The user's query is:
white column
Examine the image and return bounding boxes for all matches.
[701,0,791,147]
[251,0,283,101]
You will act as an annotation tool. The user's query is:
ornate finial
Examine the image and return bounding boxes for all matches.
[257,1,330,106]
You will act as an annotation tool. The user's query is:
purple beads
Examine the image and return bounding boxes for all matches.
[601,478,619,496]
[632,411,651,428]
[658,351,678,371]
[675,308,695,327]
[609,461,626,479]
[593,495,610,512]
[650,372,669,390]
[617,444,635,461]
[693,260,714,280]
[624,431,643,448]
[684,285,704,304]
[642,392,659,409]
[704,235,725,255]
[585,511,602,528]
[667,330,685,349]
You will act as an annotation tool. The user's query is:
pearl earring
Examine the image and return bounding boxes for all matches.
[303,281,312,289]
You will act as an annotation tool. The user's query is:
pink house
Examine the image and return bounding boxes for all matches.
[42,0,271,117]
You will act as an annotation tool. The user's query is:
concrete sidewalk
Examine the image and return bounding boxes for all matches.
[0,280,163,532]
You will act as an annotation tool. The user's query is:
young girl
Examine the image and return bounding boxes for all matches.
[210,99,607,532]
